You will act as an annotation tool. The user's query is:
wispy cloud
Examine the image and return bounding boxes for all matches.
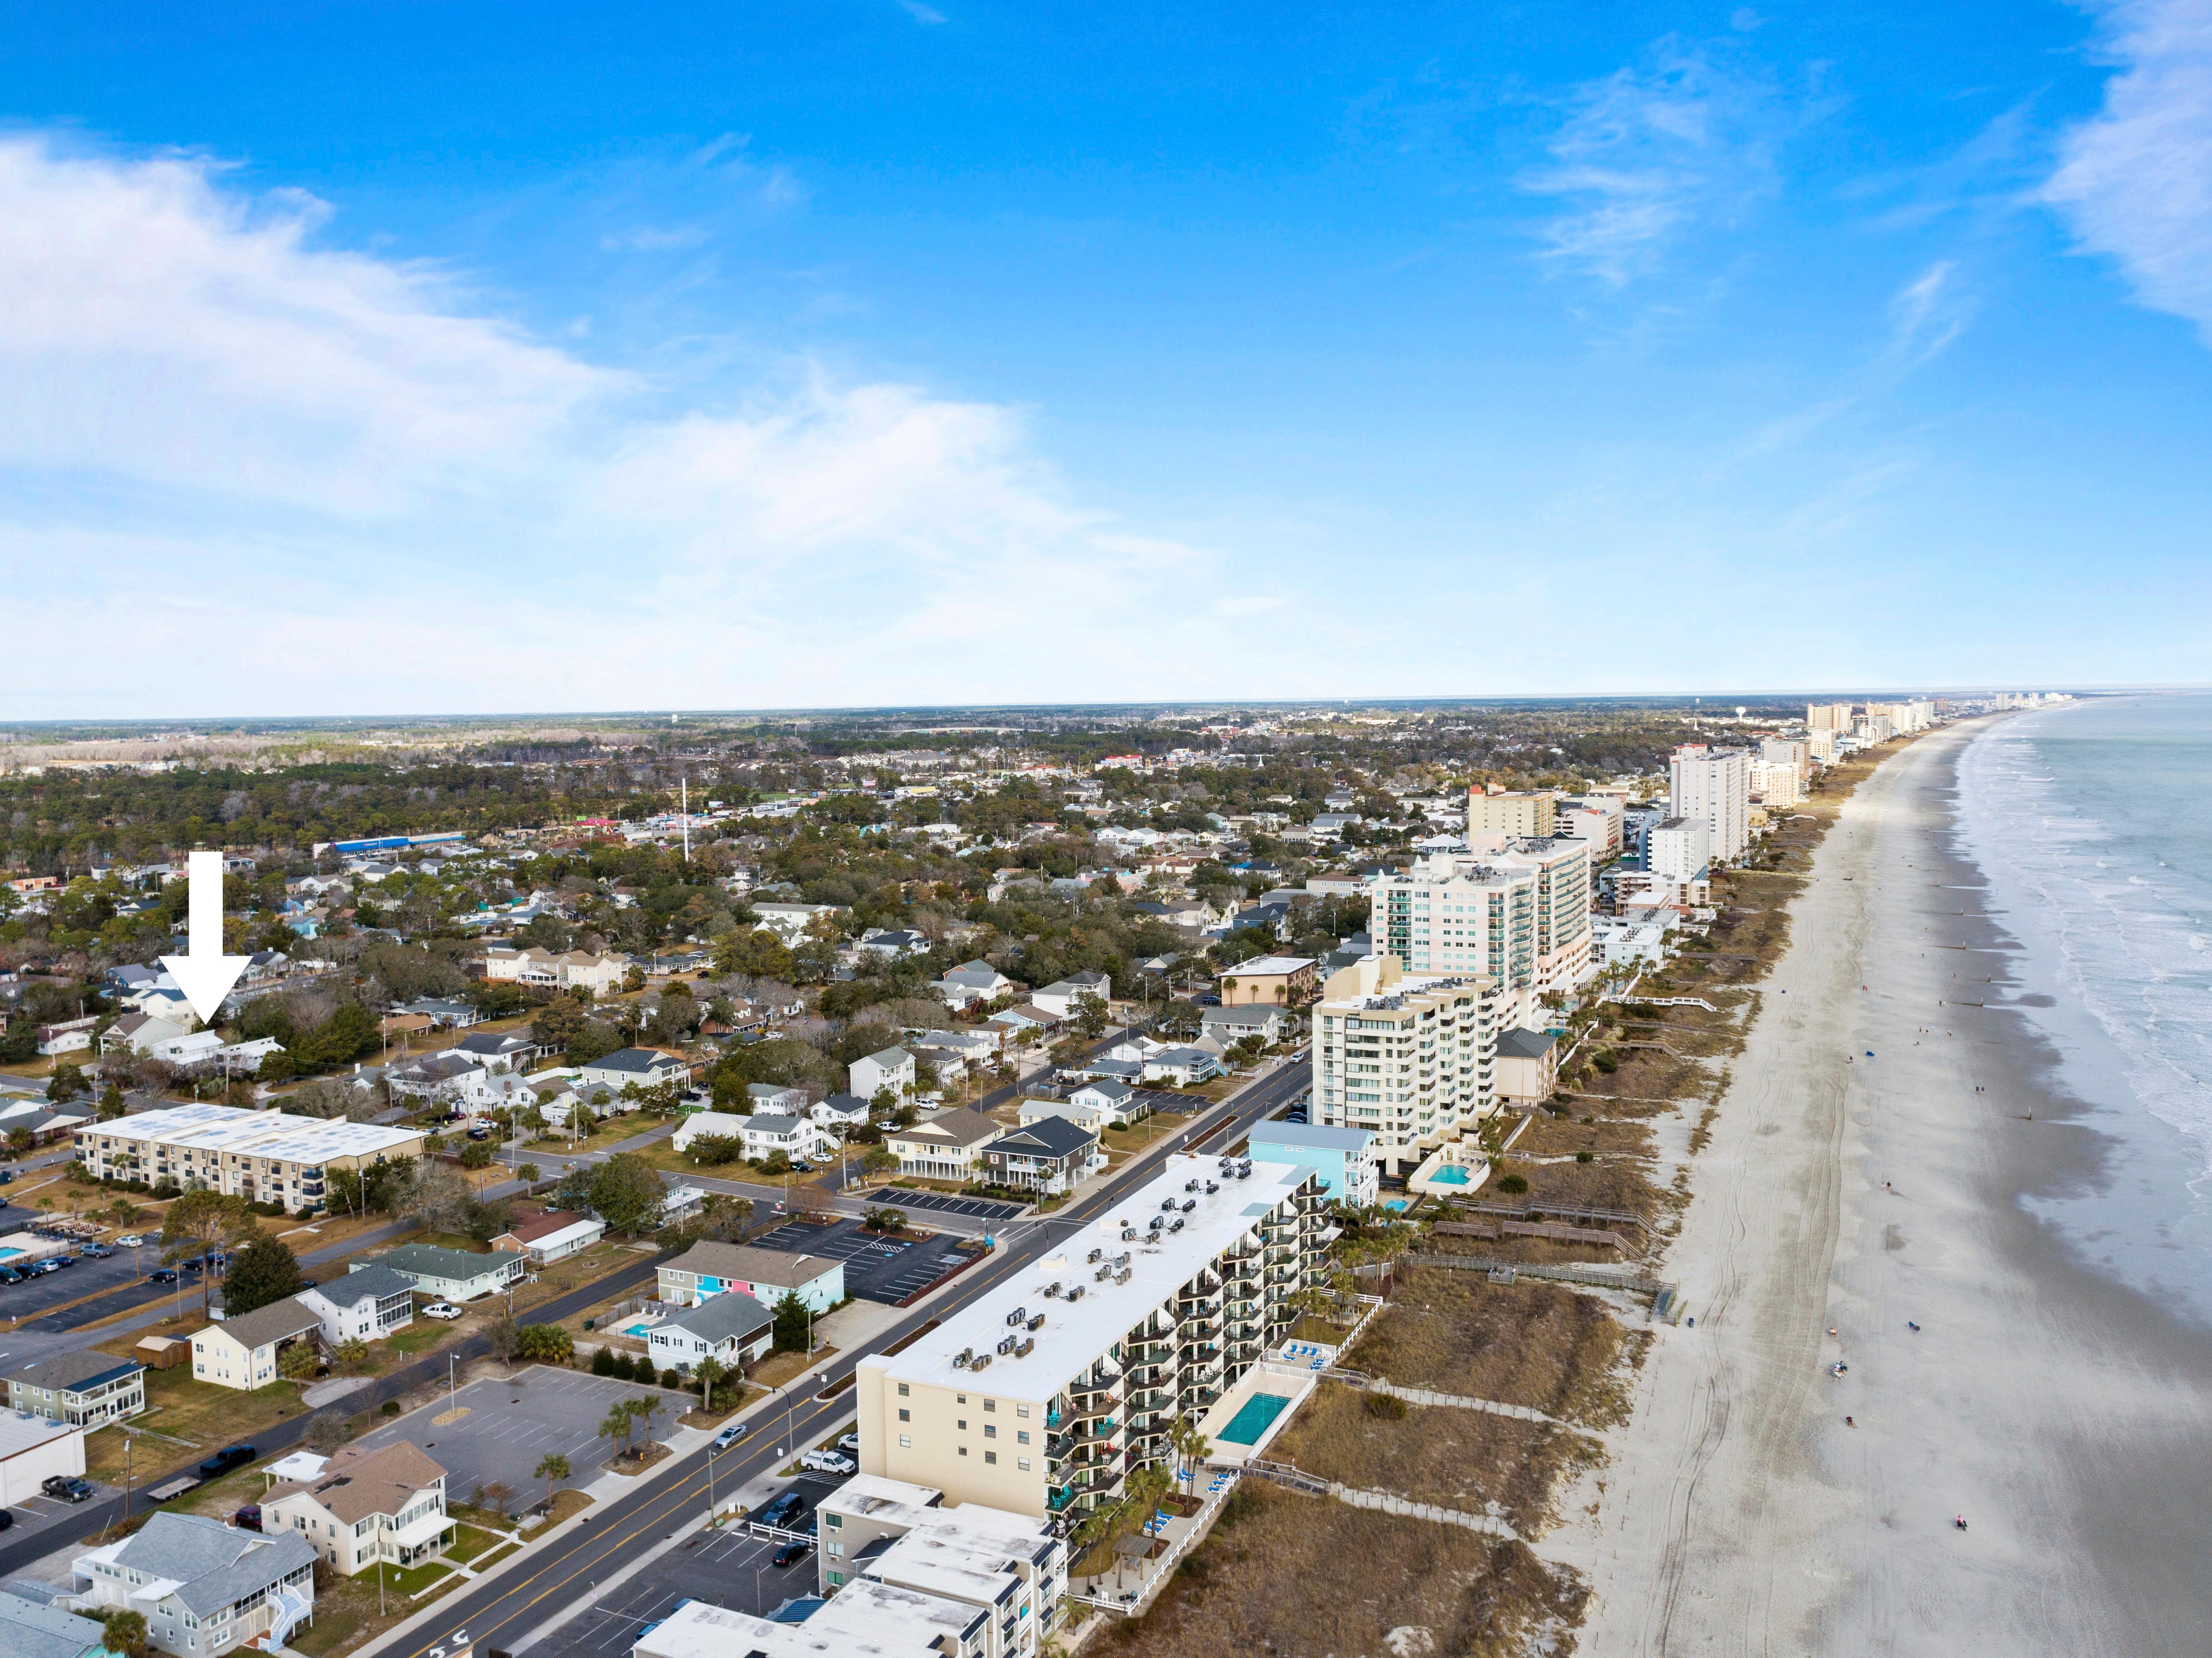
[0,135,1225,716]
[899,0,947,23]
[1886,259,1974,365]
[2042,0,2212,341]
[1521,38,1815,286]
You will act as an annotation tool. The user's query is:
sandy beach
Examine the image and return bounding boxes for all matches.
[1555,719,2212,1656]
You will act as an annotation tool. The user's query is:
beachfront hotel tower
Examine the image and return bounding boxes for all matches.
[1310,953,1501,1177]
[853,1154,1327,1526]
[1669,744,1752,864]
[1369,840,1593,1027]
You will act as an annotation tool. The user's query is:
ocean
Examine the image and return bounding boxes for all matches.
[1957,694,2212,1327]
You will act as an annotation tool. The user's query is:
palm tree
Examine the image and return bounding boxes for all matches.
[533,1452,570,1514]
[1168,1417,1211,1499]
[694,1355,725,1416]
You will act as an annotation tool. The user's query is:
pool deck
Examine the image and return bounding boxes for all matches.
[1198,1360,1318,1465]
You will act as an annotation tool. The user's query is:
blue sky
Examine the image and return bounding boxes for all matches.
[3,0,2208,716]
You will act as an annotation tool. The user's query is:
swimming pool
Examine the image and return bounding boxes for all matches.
[620,1319,659,1338]
[1216,1392,1291,1446]
[1428,1166,1472,1186]
[0,1247,21,1262]
[1384,1198,1409,1212]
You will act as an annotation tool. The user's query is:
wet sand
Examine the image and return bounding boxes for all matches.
[1553,719,2212,1656]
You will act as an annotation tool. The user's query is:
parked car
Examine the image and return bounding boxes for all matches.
[0,1168,14,1183]
[0,1268,22,1285]
[712,1423,751,1452]
[81,1243,113,1258]
[49,1254,76,1268]
[35,1259,62,1274]
[148,1268,179,1284]
[115,1234,146,1248]
[199,1445,257,1479]
[423,1303,464,1321]
[758,1491,805,1531]
[0,1506,13,1529]
[771,1539,811,1569]
[799,1449,856,1477]
[42,1475,96,1503]
[836,1432,860,1456]
[233,1504,262,1532]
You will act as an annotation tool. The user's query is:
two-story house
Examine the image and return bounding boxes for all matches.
[5,1351,146,1430]
[72,1511,317,1656]
[657,1241,844,1316]
[296,1264,416,1345]
[264,1441,453,1576]
[884,1106,1002,1182]
[190,1297,323,1392]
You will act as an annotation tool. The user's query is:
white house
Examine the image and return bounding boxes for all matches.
[745,1082,809,1115]
[645,1289,775,1374]
[296,1264,416,1345]
[738,1114,835,1163]
[1030,971,1111,1020]
[361,1243,527,1302]
[811,1093,872,1132]
[1066,1076,1152,1126]
[491,1208,607,1264]
[263,1441,452,1577]
[576,1047,693,1095]
[932,960,1014,1010]
[848,1045,916,1100]
[73,1511,317,1657]
[671,1110,752,1153]
[1141,1046,1222,1087]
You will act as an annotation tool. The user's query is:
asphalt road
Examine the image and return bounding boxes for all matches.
[373,1053,1307,1658]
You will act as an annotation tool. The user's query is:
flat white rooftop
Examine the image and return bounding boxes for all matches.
[865,1153,1309,1400]
[633,1580,978,1658]
[82,1102,422,1161]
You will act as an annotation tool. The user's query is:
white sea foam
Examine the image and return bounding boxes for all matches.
[1958,696,2212,1320]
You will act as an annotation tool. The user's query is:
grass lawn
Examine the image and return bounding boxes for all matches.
[386,1558,457,1596]
[80,1372,307,1484]
[471,1540,520,1573]
[521,1487,595,1534]
[445,1523,509,1564]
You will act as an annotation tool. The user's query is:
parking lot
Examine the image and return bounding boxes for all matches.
[0,1220,180,1329]
[529,1475,845,1658]
[749,1218,975,1305]
[350,1368,692,1506]
[864,1188,1026,1223]
[1,1476,121,1551]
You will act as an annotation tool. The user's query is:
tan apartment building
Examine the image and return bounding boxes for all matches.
[75,1102,425,1213]
[1310,953,1501,1177]
[1216,954,1317,1007]
[1466,788,1557,839]
[855,1153,1326,1523]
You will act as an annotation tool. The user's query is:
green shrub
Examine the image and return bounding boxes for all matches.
[1497,1173,1529,1195]
[589,1346,617,1377]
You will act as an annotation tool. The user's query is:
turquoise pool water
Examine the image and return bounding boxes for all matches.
[1217,1392,1291,1446]
[0,1247,21,1261]
[1384,1199,1409,1211]
[621,1320,657,1337]
[1429,1167,1472,1186]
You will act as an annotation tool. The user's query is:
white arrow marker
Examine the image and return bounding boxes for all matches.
[160,849,251,1024]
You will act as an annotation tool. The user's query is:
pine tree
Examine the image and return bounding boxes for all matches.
[222,1233,306,1315]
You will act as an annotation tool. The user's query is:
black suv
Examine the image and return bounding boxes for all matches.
[199,1444,257,1479]
[758,1491,805,1531]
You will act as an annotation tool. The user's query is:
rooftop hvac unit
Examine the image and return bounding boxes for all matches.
[1066,1285,1086,1302]
[1015,1338,1034,1357]
[1087,1248,1104,1264]
[972,1354,993,1371]
[1168,1218,1185,1233]
[1114,1253,1131,1269]
[1027,1314,1046,1331]
[1043,1282,1062,1299]
[1007,1306,1027,1327]
[1114,1268,1133,1284]
[1185,1180,1200,1192]
[1096,1265,1114,1281]
[1205,1181,1219,1194]
[997,1335,1017,1356]
[1180,1199,1196,1213]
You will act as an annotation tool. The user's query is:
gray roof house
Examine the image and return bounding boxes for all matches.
[980,1116,1101,1194]
[73,1510,318,1656]
[4,1349,146,1429]
[645,1287,776,1373]
[575,1047,694,1094]
[0,1589,108,1658]
[359,1243,527,1302]
[297,1263,417,1343]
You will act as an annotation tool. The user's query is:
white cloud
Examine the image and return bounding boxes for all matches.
[1886,259,1974,365]
[2043,0,2212,341]
[899,0,948,23]
[0,136,1232,716]
[1521,40,1798,286]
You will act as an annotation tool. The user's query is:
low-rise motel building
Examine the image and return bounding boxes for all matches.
[855,1152,1327,1525]
[73,1102,426,1212]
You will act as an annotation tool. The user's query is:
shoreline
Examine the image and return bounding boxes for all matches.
[1554,719,2212,1656]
